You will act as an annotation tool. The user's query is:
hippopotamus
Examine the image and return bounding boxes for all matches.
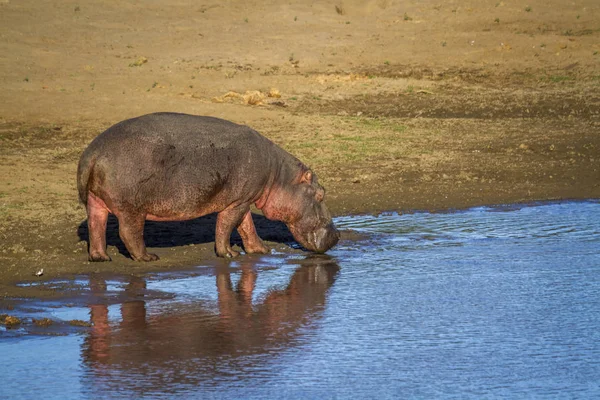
[77,112,339,262]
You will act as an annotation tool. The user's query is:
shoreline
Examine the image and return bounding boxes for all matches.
[2,0,600,299]
[1,196,598,300]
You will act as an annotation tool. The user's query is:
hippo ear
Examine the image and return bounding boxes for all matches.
[300,170,313,184]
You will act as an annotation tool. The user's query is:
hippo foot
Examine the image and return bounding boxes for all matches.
[225,249,240,258]
[132,253,160,262]
[217,247,240,258]
[244,243,270,255]
[89,253,112,262]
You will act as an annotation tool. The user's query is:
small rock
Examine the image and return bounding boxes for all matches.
[69,319,92,327]
[33,318,53,327]
[270,100,287,107]
[212,90,267,106]
[267,88,281,98]
[1,315,21,327]
[129,57,148,67]
[243,90,265,105]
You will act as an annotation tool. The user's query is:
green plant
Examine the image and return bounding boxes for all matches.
[525,6,532,12]
[544,75,573,83]
[392,125,407,133]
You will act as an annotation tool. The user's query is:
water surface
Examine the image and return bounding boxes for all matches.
[1,201,599,398]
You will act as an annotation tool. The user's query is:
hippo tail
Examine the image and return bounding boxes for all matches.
[77,150,95,206]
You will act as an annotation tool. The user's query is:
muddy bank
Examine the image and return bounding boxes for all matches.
[1,84,599,296]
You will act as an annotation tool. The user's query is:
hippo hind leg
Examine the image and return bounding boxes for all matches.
[237,211,269,255]
[86,193,111,262]
[116,211,159,262]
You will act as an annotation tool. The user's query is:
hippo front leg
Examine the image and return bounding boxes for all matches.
[215,205,251,258]
[237,211,270,255]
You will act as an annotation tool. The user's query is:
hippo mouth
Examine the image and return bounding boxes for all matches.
[289,222,340,253]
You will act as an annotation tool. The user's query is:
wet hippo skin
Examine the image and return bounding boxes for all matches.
[77,112,339,262]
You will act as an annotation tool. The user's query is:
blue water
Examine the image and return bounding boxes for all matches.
[1,201,599,399]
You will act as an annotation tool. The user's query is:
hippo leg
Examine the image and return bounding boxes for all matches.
[86,193,111,262]
[116,211,159,262]
[215,205,250,258]
[237,211,269,254]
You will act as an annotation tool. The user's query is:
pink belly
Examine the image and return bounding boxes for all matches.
[87,192,215,222]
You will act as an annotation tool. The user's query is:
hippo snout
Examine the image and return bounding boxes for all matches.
[307,223,340,253]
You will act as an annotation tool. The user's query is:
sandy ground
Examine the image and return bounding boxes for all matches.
[0,0,599,296]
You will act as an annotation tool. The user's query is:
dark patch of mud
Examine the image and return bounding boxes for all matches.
[299,84,600,120]
[351,64,599,86]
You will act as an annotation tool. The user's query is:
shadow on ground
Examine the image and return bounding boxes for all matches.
[77,213,296,259]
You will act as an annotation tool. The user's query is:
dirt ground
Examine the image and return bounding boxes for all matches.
[0,0,599,296]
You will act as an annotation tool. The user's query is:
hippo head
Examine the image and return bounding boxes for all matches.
[260,169,339,253]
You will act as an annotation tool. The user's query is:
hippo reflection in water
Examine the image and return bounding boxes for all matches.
[80,257,339,395]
